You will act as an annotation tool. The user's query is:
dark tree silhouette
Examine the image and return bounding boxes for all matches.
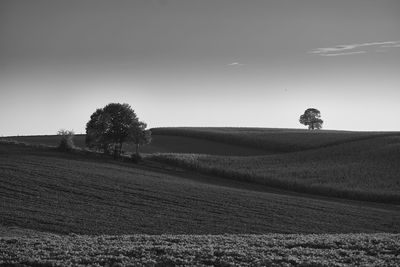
[86,103,151,158]
[299,108,323,130]
[85,108,112,154]
[130,121,152,156]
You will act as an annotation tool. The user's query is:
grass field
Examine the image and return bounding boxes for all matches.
[5,127,398,156]
[2,129,400,265]
[2,226,399,266]
[4,128,400,203]
[151,127,399,153]
[1,142,400,235]
[150,134,400,203]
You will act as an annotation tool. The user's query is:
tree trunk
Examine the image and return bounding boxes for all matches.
[119,142,123,156]
[113,144,117,159]
[136,143,139,156]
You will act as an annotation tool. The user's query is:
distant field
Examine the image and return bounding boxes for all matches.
[150,134,400,203]
[151,127,399,153]
[4,127,398,156]
[1,226,399,266]
[1,142,399,235]
[2,133,269,156]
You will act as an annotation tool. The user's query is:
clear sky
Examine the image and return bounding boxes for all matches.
[1,0,399,136]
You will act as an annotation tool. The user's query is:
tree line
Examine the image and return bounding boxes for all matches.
[58,103,323,159]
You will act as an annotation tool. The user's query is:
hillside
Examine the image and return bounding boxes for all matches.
[151,134,400,203]
[151,127,399,153]
[4,127,399,156]
[4,128,400,203]
[1,142,399,235]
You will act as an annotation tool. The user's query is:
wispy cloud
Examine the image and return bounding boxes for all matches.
[320,51,366,57]
[228,62,245,66]
[309,40,400,56]
[381,43,400,48]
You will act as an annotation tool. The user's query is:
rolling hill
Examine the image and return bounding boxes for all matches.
[151,133,400,203]
[5,127,399,155]
[2,127,400,156]
[2,128,400,265]
[1,142,399,235]
[151,127,400,153]
[3,127,400,203]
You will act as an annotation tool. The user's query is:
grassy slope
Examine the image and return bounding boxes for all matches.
[3,128,400,202]
[1,142,399,235]
[1,226,399,266]
[150,134,400,203]
[151,127,399,152]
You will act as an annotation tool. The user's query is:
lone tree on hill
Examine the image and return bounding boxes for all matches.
[86,103,151,158]
[299,108,323,130]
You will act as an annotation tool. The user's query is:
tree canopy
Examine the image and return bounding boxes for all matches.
[130,121,152,156]
[299,108,323,130]
[85,103,151,158]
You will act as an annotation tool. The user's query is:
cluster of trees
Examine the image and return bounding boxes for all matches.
[85,103,151,158]
[58,103,323,159]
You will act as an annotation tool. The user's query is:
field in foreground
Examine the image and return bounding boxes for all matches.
[1,227,399,266]
[1,142,400,234]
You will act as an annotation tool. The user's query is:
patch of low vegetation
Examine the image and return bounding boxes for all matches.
[1,142,399,235]
[1,134,87,148]
[1,228,399,266]
[150,135,400,203]
[57,129,75,151]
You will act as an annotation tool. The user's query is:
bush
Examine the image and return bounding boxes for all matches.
[57,129,75,151]
[131,153,142,163]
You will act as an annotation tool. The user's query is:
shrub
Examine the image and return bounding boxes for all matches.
[57,129,75,151]
[131,153,142,163]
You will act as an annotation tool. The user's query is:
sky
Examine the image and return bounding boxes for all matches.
[1,0,400,136]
